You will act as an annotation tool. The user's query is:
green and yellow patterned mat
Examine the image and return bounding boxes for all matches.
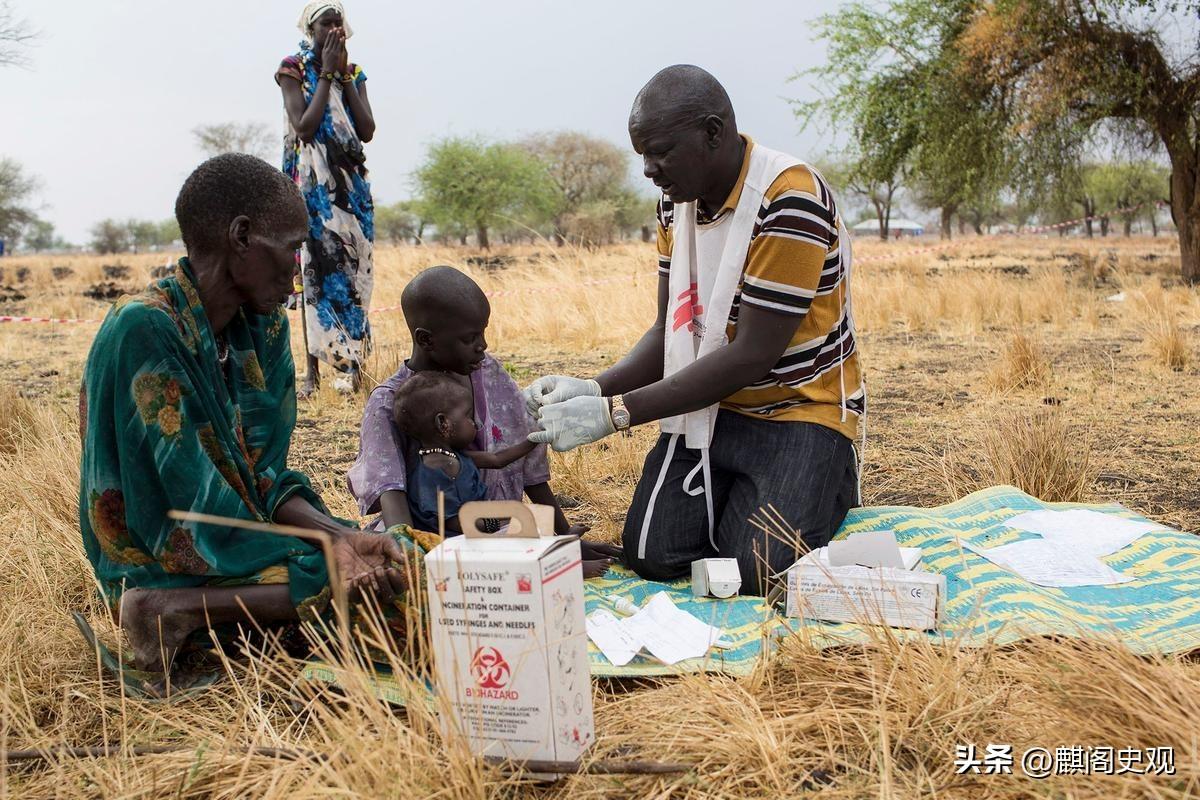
[304,486,1200,693]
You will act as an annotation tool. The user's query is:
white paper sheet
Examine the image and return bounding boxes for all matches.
[622,593,724,665]
[585,609,641,666]
[828,529,907,568]
[964,539,1132,587]
[586,593,725,666]
[1004,509,1159,557]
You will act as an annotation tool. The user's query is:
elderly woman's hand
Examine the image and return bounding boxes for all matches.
[333,530,409,601]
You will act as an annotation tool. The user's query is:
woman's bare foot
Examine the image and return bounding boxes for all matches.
[118,589,201,674]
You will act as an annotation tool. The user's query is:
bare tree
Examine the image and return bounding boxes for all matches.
[0,1,36,68]
[192,122,277,161]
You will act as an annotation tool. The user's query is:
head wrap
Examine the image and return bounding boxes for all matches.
[297,1,353,43]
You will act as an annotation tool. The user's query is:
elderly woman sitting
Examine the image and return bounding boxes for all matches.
[79,154,417,677]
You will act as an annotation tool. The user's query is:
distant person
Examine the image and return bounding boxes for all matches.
[278,1,376,396]
[78,154,421,683]
[524,65,864,594]
[348,266,620,575]
[0,238,6,257]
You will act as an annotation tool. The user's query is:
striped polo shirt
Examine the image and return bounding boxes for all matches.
[656,136,864,441]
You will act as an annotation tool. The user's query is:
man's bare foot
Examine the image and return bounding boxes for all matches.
[118,589,201,674]
[297,375,318,399]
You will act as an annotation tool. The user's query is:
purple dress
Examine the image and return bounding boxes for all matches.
[347,356,551,526]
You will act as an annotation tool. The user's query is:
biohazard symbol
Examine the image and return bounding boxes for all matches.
[469,646,512,689]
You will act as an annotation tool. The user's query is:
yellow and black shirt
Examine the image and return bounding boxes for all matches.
[656,137,864,441]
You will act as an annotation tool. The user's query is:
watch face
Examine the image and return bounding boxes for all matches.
[613,409,631,429]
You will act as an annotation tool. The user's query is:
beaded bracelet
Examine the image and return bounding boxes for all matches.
[320,70,337,82]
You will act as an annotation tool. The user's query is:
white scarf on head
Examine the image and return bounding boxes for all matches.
[298,1,354,43]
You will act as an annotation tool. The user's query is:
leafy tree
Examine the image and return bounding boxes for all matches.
[414,136,558,249]
[794,0,1011,240]
[798,75,917,240]
[127,219,161,252]
[562,199,619,247]
[960,1,1200,280]
[157,218,181,246]
[520,131,632,243]
[375,201,424,244]
[0,1,36,69]
[613,191,658,242]
[90,219,131,255]
[24,219,55,251]
[0,157,37,248]
[192,122,276,161]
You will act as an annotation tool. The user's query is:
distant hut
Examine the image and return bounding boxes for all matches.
[851,218,926,239]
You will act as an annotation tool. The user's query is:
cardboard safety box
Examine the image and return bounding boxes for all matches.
[691,558,742,598]
[424,501,595,763]
[784,530,945,631]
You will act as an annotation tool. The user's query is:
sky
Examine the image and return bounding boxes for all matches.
[3,0,846,242]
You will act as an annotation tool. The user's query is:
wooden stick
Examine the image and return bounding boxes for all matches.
[437,489,445,540]
[166,509,350,646]
[3,747,688,775]
[484,756,692,775]
[3,744,323,762]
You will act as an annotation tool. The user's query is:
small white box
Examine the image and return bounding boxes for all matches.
[691,558,742,598]
[784,533,944,631]
[425,501,594,763]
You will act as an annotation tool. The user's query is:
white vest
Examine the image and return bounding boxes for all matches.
[661,143,803,448]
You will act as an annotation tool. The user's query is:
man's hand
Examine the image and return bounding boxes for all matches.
[528,395,615,452]
[332,531,408,601]
[522,375,601,415]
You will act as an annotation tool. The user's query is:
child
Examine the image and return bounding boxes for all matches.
[392,371,536,533]
[347,265,621,572]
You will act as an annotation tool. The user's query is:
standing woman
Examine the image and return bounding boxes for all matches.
[277,1,376,395]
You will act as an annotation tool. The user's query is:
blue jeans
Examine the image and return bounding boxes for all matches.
[621,411,859,595]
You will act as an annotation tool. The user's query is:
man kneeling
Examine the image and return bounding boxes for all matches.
[525,66,864,593]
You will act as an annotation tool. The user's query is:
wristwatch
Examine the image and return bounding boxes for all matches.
[610,394,631,432]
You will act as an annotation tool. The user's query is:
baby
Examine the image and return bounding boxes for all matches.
[392,370,536,533]
[347,264,620,575]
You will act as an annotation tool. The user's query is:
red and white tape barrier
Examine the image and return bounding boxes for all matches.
[0,314,104,325]
[0,201,1168,326]
[856,202,1157,265]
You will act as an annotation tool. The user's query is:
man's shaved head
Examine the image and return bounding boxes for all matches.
[629,64,735,136]
[401,265,489,331]
[628,65,744,208]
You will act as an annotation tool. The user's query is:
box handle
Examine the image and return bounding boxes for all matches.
[458,501,540,539]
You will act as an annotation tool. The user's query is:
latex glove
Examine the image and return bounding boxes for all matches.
[528,395,615,452]
[522,375,601,415]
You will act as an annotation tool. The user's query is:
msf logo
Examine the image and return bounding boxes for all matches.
[672,283,705,336]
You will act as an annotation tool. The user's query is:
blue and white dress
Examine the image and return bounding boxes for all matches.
[277,43,374,371]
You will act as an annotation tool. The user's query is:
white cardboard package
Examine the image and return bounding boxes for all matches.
[784,531,945,631]
[691,558,742,598]
[425,501,595,762]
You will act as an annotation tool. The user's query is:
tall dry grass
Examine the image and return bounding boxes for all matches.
[987,333,1052,392]
[1,235,1198,797]
[931,408,1095,503]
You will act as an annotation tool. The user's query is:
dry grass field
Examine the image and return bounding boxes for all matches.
[1,234,1198,798]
